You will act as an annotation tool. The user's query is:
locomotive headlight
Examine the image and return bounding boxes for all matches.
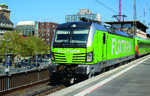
[86,52,93,62]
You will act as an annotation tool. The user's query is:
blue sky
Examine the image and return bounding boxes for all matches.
[1,0,150,28]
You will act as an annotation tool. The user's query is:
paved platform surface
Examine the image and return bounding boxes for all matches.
[49,55,150,96]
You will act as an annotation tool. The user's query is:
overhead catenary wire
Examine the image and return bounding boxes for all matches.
[95,0,117,13]
[95,0,119,21]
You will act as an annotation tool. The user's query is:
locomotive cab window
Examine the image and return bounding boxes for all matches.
[54,29,69,43]
[54,27,90,48]
[71,28,89,43]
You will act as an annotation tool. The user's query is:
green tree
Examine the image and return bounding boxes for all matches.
[19,36,49,57]
[0,31,18,56]
[0,31,49,61]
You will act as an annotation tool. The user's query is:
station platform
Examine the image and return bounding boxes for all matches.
[49,55,150,96]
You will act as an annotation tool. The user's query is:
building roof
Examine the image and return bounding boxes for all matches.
[0,3,7,6]
[105,21,148,29]
[0,13,13,25]
[17,21,35,26]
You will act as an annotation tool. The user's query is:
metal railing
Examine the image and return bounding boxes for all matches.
[0,68,49,92]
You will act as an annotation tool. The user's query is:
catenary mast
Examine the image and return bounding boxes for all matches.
[119,0,122,21]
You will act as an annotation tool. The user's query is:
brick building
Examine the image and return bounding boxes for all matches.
[38,22,58,47]
[16,21,58,48]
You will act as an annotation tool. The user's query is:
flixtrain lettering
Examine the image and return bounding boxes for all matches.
[112,38,131,55]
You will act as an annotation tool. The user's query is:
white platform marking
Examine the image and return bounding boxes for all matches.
[74,57,149,96]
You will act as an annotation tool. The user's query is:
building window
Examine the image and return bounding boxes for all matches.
[47,28,50,32]
[41,28,44,33]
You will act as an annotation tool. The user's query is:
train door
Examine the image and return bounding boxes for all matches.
[97,31,107,61]
[102,32,107,61]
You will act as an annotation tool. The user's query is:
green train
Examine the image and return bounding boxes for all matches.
[48,21,150,84]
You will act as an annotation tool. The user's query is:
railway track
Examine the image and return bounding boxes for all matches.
[32,85,66,96]
[3,81,66,96]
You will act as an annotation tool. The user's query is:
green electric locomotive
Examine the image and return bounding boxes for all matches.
[48,21,150,84]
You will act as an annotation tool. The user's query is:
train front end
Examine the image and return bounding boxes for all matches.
[48,22,95,84]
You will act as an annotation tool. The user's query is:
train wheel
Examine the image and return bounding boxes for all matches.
[50,72,61,86]
[75,74,87,83]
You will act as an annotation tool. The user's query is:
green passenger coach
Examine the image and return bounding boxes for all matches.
[48,21,150,84]
[135,36,150,56]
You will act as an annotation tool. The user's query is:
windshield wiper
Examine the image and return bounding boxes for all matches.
[72,41,78,48]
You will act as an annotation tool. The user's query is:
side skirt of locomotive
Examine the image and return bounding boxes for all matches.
[48,55,135,85]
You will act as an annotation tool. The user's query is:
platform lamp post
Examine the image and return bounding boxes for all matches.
[3,38,9,68]
[2,38,10,74]
[16,48,20,68]
[36,51,38,68]
[133,0,136,37]
[6,39,11,69]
